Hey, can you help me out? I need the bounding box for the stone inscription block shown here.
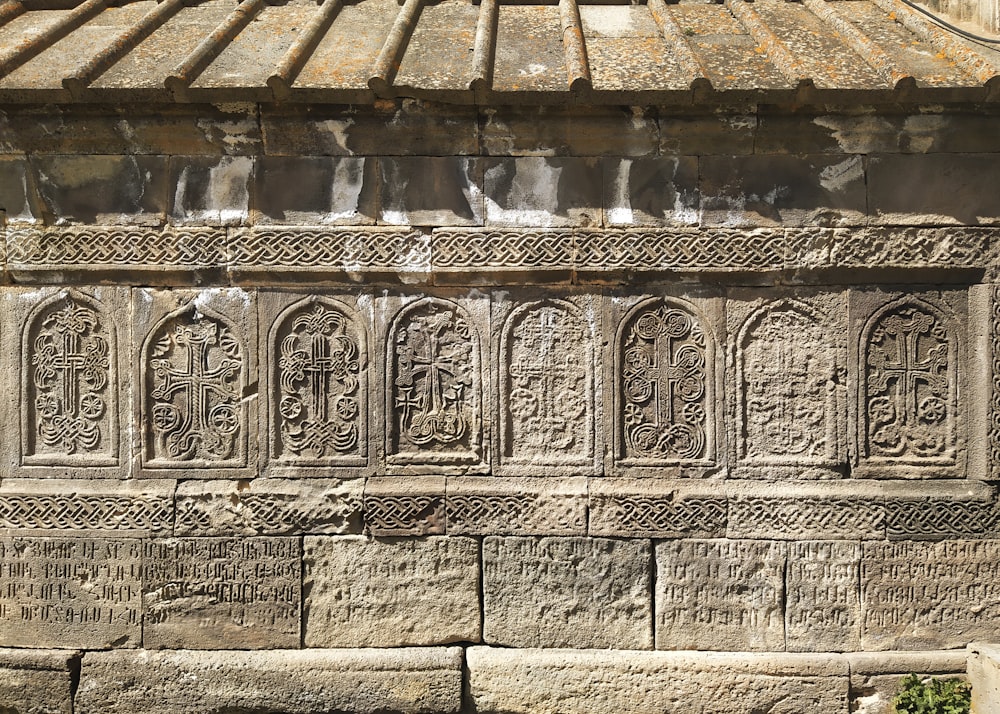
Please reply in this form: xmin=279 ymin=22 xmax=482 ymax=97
xmin=655 ymin=540 xmax=785 ymax=651
xmin=304 ymin=536 xmax=480 ymax=647
xmin=786 ymin=541 xmax=861 ymax=652
xmin=0 ymin=537 xmax=141 ymax=649
xmin=483 ymin=536 xmax=652 ymax=649
xmin=143 ymin=538 xmax=301 ymax=650
xmin=862 ymin=540 xmax=1000 ymax=650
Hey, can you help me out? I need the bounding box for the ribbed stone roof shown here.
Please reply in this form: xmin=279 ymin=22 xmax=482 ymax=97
xmin=0 ymin=0 xmax=998 ymax=104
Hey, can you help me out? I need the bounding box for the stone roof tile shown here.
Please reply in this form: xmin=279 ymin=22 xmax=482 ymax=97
xmin=0 ymin=0 xmax=997 ymax=104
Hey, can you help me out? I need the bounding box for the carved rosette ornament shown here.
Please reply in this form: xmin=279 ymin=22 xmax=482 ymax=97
xmin=391 ymin=300 xmax=478 ymax=456
xmin=146 ymin=308 xmax=244 ymax=465
xmin=621 ymin=301 xmax=708 ymax=462
xmin=864 ymin=303 xmax=953 ymax=461
xmin=504 ymin=302 xmax=591 ymax=463
xmin=26 ymin=296 xmax=113 ymax=460
xmin=276 ymin=303 xmax=361 ymax=459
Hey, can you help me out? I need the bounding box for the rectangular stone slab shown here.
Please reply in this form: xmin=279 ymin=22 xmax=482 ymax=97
xmin=0 ymin=648 xmax=75 ymax=714
xmin=785 ymin=541 xmax=861 ymax=652
xmin=861 ymin=540 xmax=1000 ymax=650
xmin=142 ymin=537 xmax=301 ymax=649
xmin=0 ymin=537 xmax=141 ymax=649
xmin=466 ymin=647 xmax=849 ymax=714
xmin=303 ymin=536 xmax=480 ymax=647
xmin=483 ymin=536 xmax=653 ymax=649
xmin=655 ymin=539 xmax=785 ymax=651
xmin=75 ymin=648 xmax=463 ymax=714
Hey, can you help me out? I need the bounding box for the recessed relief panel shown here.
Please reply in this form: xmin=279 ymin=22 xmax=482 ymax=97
xmin=22 ymin=292 xmax=118 ymax=467
xmin=616 ymin=298 xmax=715 ymax=468
xmin=386 ymin=296 xmax=486 ymax=471
xmin=500 ymin=300 xmax=595 ymax=472
xmin=270 ymin=298 xmax=367 ymax=467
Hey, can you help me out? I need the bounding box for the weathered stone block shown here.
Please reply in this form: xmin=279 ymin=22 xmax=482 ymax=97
xmin=255 ymin=156 xmax=376 ymax=225
xmin=655 ymin=539 xmax=785 ymax=651
xmin=726 ymin=289 xmax=848 ymax=479
xmin=168 ymin=156 xmax=254 ymax=226
xmin=381 ymin=292 xmax=491 ymax=475
xmin=0 ymin=155 xmax=37 ymax=224
xmin=262 ymin=101 xmax=477 ymax=156
xmin=868 ymin=154 xmax=1000 ymax=226
xmin=726 ymin=482 xmax=885 ymax=540
xmin=482 ymin=106 xmax=658 ymax=157
xmin=483 ymin=536 xmax=652 ymax=649
xmin=142 ymin=537 xmax=300 ymax=649
xmin=379 ymin=157 xmax=483 ymax=226
xmin=492 ymin=293 xmax=602 ymax=474
xmin=0 ymin=479 xmax=174 ymax=536
xmin=304 ymin=536 xmax=480 ymax=647
xmin=787 ymin=226 xmax=991 ymax=270
xmin=848 ymin=650 xmax=968 ymax=714
xmin=134 ymin=288 xmax=258 ymax=478
xmin=484 ymin=157 xmax=601 ymax=227
xmin=861 ymin=540 xmax=1000 ymax=650
xmin=467 ymin=647 xmax=850 ymax=714
xmin=258 ymin=290 xmax=374 ymax=477
xmin=700 ymin=154 xmax=867 ymax=227
xmin=588 ymin=479 xmax=727 ymax=538
xmin=848 ymin=289 xmax=968 ymax=479
xmin=0 ymin=537 xmax=142 ymax=649
xmin=175 ymin=479 xmax=362 ymax=536
xmin=660 ymin=113 xmax=756 ymax=156
xmin=76 ymin=648 xmax=464 ymax=714
xmin=602 ymin=156 xmax=699 ymax=227
xmin=447 ymin=477 xmax=587 ymax=535
xmin=29 ymin=155 xmax=167 ymax=225
xmin=365 ymin=476 xmax=446 ymax=536
xmin=0 ymin=105 xmax=263 ymax=156
xmin=969 ymin=643 xmax=1000 ymax=714
xmin=0 ymin=648 xmax=75 ymax=714
xmin=1 ymin=287 xmax=133 ymax=478
xmin=786 ymin=541 xmax=861 ymax=652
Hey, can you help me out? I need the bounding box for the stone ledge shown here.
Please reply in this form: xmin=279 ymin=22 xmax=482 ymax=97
xmin=0 ymin=648 xmax=76 ymax=714
xmin=466 ymin=647 xmax=849 ymax=713
xmin=969 ymin=643 xmax=1000 ymax=714
xmin=75 ymin=648 xmax=464 ymax=714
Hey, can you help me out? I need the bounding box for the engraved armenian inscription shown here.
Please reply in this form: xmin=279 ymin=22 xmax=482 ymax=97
xmin=620 ymin=300 xmax=708 ymax=462
xmin=274 ymin=300 xmax=364 ymax=462
xmin=863 ymin=301 xmax=954 ymax=462
xmin=143 ymin=538 xmax=301 ymax=649
xmin=144 ymin=306 xmax=244 ymax=466
xmin=0 ymin=538 xmax=141 ymax=648
xmin=738 ymin=303 xmax=838 ymax=465
xmin=24 ymin=294 xmax=115 ymax=463
xmin=390 ymin=299 xmax=479 ymax=458
xmin=502 ymin=301 xmax=592 ymax=464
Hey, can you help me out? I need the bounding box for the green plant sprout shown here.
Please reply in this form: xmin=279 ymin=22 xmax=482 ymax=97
xmin=893 ymin=673 xmax=971 ymax=714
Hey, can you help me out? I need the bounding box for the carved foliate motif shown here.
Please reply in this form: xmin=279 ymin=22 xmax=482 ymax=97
xmin=620 ymin=302 xmax=707 ymax=461
xmin=146 ymin=309 xmax=243 ymax=464
xmin=504 ymin=303 xmax=591 ymax=462
xmin=26 ymin=296 xmax=113 ymax=460
xmin=391 ymin=300 xmax=478 ymax=455
xmin=864 ymin=304 xmax=953 ymax=460
xmin=739 ymin=305 xmax=838 ymax=464
xmin=275 ymin=303 xmax=361 ymax=460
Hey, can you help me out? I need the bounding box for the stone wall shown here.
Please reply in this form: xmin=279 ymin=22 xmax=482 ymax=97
xmin=0 ymin=100 xmax=998 ymax=713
